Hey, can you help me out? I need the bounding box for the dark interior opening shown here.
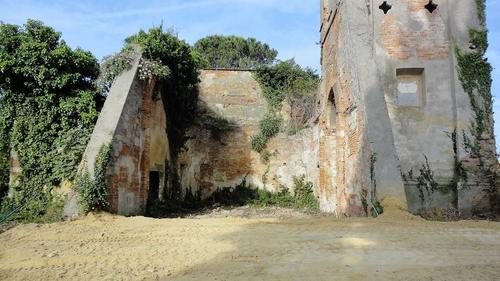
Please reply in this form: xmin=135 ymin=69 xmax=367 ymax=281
xmin=379 ymin=1 xmax=392 ymax=14
xmin=424 ymin=1 xmax=438 ymax=13
xmin=327 ymin=88 xmax=337 ymax=132
xmin=146 ymin=171 xmax=160 ymax=213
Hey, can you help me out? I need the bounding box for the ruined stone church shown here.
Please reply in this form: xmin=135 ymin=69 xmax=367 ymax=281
xmin=74 ymin=0 xmax=498 ymax=217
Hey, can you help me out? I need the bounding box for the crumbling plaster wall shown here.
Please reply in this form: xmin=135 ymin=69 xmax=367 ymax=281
xmin=320 ymin=0 xmax=394 ymax=216
xmin=177 ymin=70 xmax=320 ymax=199
xmin=76 ymin=52 xmax=170 ymax=216
xmin=320 ymin=0 xmax=497 ymax=216
xmin=374 ymin=0 xmax=496 ymax=214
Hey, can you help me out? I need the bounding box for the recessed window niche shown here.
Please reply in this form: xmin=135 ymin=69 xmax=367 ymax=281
xmin=395 ymin=68 xmax=425 ymax=107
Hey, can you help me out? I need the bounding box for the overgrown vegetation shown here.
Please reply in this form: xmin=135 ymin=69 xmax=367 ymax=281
xmin=251 ymin=59 xmax=319 ymax=152
xmin=75 ymin=144 xmax=112 ymax=213
xmin=101 ymin=26 xmax=203 ymax=203
xmin=148 ymin=176 xmax=319 ymax=217
xmin=97 ymin=46 xmax=171 ymax=93
xmin=0 ymin=20 xmax=102 ymax=222
xmin=455 ymin=0 xmax=497 ymax=215
xmin=193 ymin=35 xmax=278 ymax=69
xmin=251 ymin=114 xmax=283 ymax=152
xmin=205 ymin=176 xmax=319 ymax=210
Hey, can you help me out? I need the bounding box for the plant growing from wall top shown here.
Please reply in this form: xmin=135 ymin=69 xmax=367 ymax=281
xmin=251 ymin=59 xmax=319 ymax=153
xmin=0 ymin=20 xmax=102 ymax=222
xmin=99 ymin=25 xmax=204 ymax=202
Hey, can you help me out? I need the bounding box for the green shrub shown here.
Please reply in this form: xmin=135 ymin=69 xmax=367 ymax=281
xmin=260 ymin=114 xmax=282 ymax=139
xmin=261 ymin=150 xmax=272 ymax=162
xmin=146 ymin=178 xmax=319 ymax=218
xmin=255 ymin=59 xmax=319 ymax=111
xmin=290 ymin=176 xmax=320 ymax=210
xmin=251 ymin=59 xmax=319 ymax=153
xmin=0 ymin=190 xmax=66 ymax=224
xmin=0 ymin=20 xmax=101 ymax=222
xmin=251 ymin=134 xmax=268 ymax=153
xmin=194 ymin=35 xmax=277 ymax=69
xmin=246 ymin=176 xmax=319 ymax=211
xmin=76 ymin=144 xmax=112 ymax=213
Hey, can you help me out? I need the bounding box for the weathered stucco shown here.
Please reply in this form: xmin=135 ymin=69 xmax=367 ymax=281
xmin=67 ymin=0 xmax=497 ymax=218
xmin=71 ymin=51 xmax=170 ymax=216
xmin=177 ymin=70 xmax=319 ymax=199
xmin=319 ymin=0 xmax=497 ymax=216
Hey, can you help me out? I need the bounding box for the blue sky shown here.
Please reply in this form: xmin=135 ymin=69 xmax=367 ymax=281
xmin=0 ymin=0 xmax=499 ymax=155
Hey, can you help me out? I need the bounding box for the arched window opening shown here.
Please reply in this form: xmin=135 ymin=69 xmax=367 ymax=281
xmin=327 ymin=88 xmax=337 ymax=131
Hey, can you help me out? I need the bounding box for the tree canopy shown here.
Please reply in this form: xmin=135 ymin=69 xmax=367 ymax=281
xmin=123 ymin=26 xmax=202 ymax=156
xmin=193 ymin=35 xmax=278 ymax=69
xmin=0 ymin=20 xmax=102 ymax=221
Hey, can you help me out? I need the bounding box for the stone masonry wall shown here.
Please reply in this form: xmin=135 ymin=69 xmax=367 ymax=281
xmin=177 ymin=70 xmax=320 ymax=199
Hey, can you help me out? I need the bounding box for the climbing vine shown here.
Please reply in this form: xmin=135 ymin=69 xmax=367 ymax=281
xmin=448 ymin=130 xmax=468 ymax=193
xmin=455 ymin=0 xmax=497 ymax=215
xmin=0 ymin=20 xmax=102 ymax=221
xmin=75 ymin=144 xmax=112 ymax=213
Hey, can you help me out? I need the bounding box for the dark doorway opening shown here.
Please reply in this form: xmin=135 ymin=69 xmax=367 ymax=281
xmin=146 ymin=171 xmax=160 ymax=214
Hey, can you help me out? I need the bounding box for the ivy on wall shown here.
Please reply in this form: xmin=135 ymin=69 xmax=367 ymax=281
xmin=455 ymin=0 xmax=497 ymax=215
xmin=0 ymin=20 xmax=102 ymax=222
xmin=75 ymin=144 xmax=112 ymax=213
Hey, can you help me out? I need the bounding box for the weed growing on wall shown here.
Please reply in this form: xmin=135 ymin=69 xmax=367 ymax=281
xmin=251 ymin=59 xmax=319 ymax=152
xmin=251 ymin=114 xmax=283 ymax=152
xmin=366 ymin=152 xmax=383 ymax=217
xmin=75 ymin=144 xmax=112 ymax=213
xmin=447 ymin=130 xmax=468 ymax=192
xmin=415 ymin=157 xmax=440 ymax=205
xmin=475 ymin=0 xmax=486 ymax=26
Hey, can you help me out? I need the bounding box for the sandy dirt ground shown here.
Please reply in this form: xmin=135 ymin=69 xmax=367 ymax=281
xmin=0 ymin=207 xmax=499 ymax=281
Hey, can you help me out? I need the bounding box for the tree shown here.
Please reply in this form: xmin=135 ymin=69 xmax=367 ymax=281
xmin=194 ymin=35 xmax=278 ymax=69
xmin=0 ymin=20 xmax=102 ymax=221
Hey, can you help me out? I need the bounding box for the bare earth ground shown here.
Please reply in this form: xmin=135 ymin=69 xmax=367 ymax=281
xmin=0 ymin=206 xmax=499 ymax=281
